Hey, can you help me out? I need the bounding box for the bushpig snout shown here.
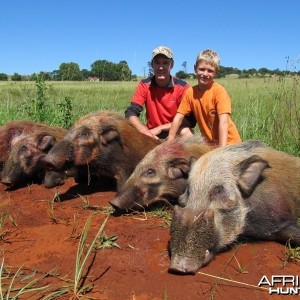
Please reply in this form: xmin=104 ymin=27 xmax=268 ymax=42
xmin=43 ymin=167 xmax=78 ymax=188
xmin=43 ymin=140 xmax=74 ymax=170
xmin=109 ymin=186 xmax=141 ymax=212
xmin=169 ymin=255 xmax=200 ymax=275
xmin=1 ymin=177 xmax=12 ymax=187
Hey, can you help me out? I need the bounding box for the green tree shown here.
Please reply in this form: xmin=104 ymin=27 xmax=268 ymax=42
xmin=0 ymin=73 xmax=8 ymax=81
xmin=258 ymin=68 xmax=268 ymax=75
xmin=39 ymin=71 xmax=51 ymax=81
xmin=182 ymin=61 xmax=187 ymax=73
xmin=91 ymin=60 xmax=113 ymax=80
xmin=81 ymin=68 xmax=91 ymax=79
xmin=58 ymin=62 xmax=84 ymax=81
xmin=147 ymin=61 xmax=153 ymax=77
xmin=51 ymin=70 xmax=60 ymax=80
xmin=11 ymin=73 xmax=22 ymax=81
xmin=175 ymin=70 xmax=188 ymax=79
xmin=91 ymin=59 xmax=131 ymax=81
xmin=117 ymin=61 xmax=131 ymax=80
xmin=247 ymin=68 xmax=258 ymax=76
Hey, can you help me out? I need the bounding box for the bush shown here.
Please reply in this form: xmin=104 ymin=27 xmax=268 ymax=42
xmin=175 ymin=70 xmax=189 ymax=79
xmin=0 ymin=73 xmax=8 ymax=81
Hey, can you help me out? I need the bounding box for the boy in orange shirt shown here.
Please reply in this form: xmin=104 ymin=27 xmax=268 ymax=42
xmin=167 ymin=49 xmax=241 ymax=146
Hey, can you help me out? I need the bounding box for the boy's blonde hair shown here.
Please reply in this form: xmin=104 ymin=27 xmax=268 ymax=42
xmin=195 ymin=49 xmax=220 ymax=71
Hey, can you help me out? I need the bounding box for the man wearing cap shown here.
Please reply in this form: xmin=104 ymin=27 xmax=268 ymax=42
xmin=125 ymin=46 xmax=195 ymax=140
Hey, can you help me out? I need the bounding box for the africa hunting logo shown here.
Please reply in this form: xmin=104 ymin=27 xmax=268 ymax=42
xmin=258 ymin=275 xmax=300 ymax=295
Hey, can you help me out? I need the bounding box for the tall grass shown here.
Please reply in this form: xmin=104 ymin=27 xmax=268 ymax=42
xmin=0 ymin=75 xmax=299 ymax=155
xmin=224 ymin=76 xmax=300 ymax=154
xmin=0 ymin=80 xmax=134 ymax=126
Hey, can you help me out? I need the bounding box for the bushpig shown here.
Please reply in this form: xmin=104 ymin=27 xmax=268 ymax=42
xmin=0 ymin=120 xmax=52 ymax=172
xmin=42 ymin=111 xmax=161 ymax=190
xmin=1 ymin=126 xmax=67 ymax=187
xmin=109 ymin=136 xmax=213 ymax=212
xmin=169 ymin=140 xmax=300 ymax=274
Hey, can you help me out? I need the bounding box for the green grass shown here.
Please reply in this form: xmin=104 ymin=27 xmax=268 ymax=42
xmin=0 ymin=75 xmax=299 ymax=155
xmin=0 ymin=259 xmax=50 ymax=299
xmin=0 ymin=80 xmax=134 ymax=126
xmin=223 ymin=76 xmax=300 ymax=155
xmin=281 ymin=238 xmax=300 ymax=268
xmin=1 ymin=215 xmax=113 ymax=299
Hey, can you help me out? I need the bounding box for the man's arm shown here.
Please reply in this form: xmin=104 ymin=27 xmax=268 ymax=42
xmin=128 ymin=115 xmax=159 ymax=140
xmin=125 ymin=103 xmax=159 ymax=140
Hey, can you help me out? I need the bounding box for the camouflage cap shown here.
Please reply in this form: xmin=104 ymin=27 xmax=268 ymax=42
xmin=152 ymin=46 xmax=173 ymax=59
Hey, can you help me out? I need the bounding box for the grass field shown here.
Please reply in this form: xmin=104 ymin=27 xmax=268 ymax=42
xmin=0 ymin=76 xmax=299 ymax=155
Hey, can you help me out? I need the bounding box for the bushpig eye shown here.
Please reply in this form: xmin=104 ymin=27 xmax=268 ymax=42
xmin=45 ymin=164 xmax=55 ymax=172
xmin=209 ymin=185 xmax=225 ymax=199
xmin=144 ymin=168 xmax=156 ymax=177
xmin=186 ymin=187 xmax=190 ymax=197
xmin=82 ymin=131 xmax=90 ymax=138
xmin=20 ymin=145 xmax=28 ymax=153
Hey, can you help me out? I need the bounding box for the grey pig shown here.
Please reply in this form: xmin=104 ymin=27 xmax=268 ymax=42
xmin=169 ymin=140 xmax=300 ymax=274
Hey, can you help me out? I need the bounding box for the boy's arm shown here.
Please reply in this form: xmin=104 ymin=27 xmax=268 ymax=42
xmin=218 ymin=113 xmax=229 ymax=147
xmin=167 ymin=113 xmax=185 ymax=142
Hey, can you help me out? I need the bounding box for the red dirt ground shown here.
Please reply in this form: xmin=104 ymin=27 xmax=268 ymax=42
xmin=0 ymin=178 xmax=299 ymax=300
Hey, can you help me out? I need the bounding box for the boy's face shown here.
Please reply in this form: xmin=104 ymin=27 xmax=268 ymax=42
xmin=194 ymin=61 xmax=217 ymax=88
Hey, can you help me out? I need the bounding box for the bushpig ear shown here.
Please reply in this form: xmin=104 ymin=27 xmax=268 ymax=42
xmin=204 ymin=209 xmax=215 ymax=225
xmin=37 ymin=135 xmax=57 ymax=152
xmin=172 ymin=205 xmax=187 ymax=223
xmin=236 ymin=155 xmax=269 ymax=196
xmin=205 ymin=209 xmax=214 ymax=219
xmin=167 ymin=158 xmax=190 ymax=179
xmin=100 ymin=125 xmax=120 ymax=144
xmin=189 ymin=156 xmax=198 ymax=168
xmin=10 ymin=129 xmax=23 ymax=146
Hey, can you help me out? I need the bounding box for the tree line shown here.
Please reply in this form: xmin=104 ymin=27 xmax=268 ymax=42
xmin=0 ymin=59 xmax=299 ymax=82
xmin=0 ymin=60 xmax=133 ymax=82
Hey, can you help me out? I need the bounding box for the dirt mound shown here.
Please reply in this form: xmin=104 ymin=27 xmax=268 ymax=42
xmin=0 ymin=178 xmax=298 ymax=299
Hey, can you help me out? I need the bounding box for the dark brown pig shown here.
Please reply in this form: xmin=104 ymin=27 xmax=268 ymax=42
xmin=42 ymin=111 xmax=161 ymax=190
xmin=109 ymin=136 xmax=213 ymax=212
xmin=169 ymin=140 xmax=300 ymax=274
xmin=1 ymin=126 xmax=67 ymax=187
xmin=0 ymin=120 xmax=52 ymax=172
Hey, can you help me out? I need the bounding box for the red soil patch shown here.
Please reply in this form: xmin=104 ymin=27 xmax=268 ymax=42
xmin=0 ymin=178 xmax=299 ymax=300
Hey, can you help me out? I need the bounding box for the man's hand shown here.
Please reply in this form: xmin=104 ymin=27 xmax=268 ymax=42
xmin=140 ymin=127 xmax=159 ymax=140
xmin=149 ymin=126 xmax=163 ymax=138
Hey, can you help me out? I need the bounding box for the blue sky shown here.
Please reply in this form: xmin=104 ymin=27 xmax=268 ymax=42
xmin=1 ymin=0 xmax=299 ymax=76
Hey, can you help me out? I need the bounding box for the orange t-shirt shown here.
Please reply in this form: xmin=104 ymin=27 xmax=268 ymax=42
xmin=177 ymin=82 xmax=241 ymax=145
